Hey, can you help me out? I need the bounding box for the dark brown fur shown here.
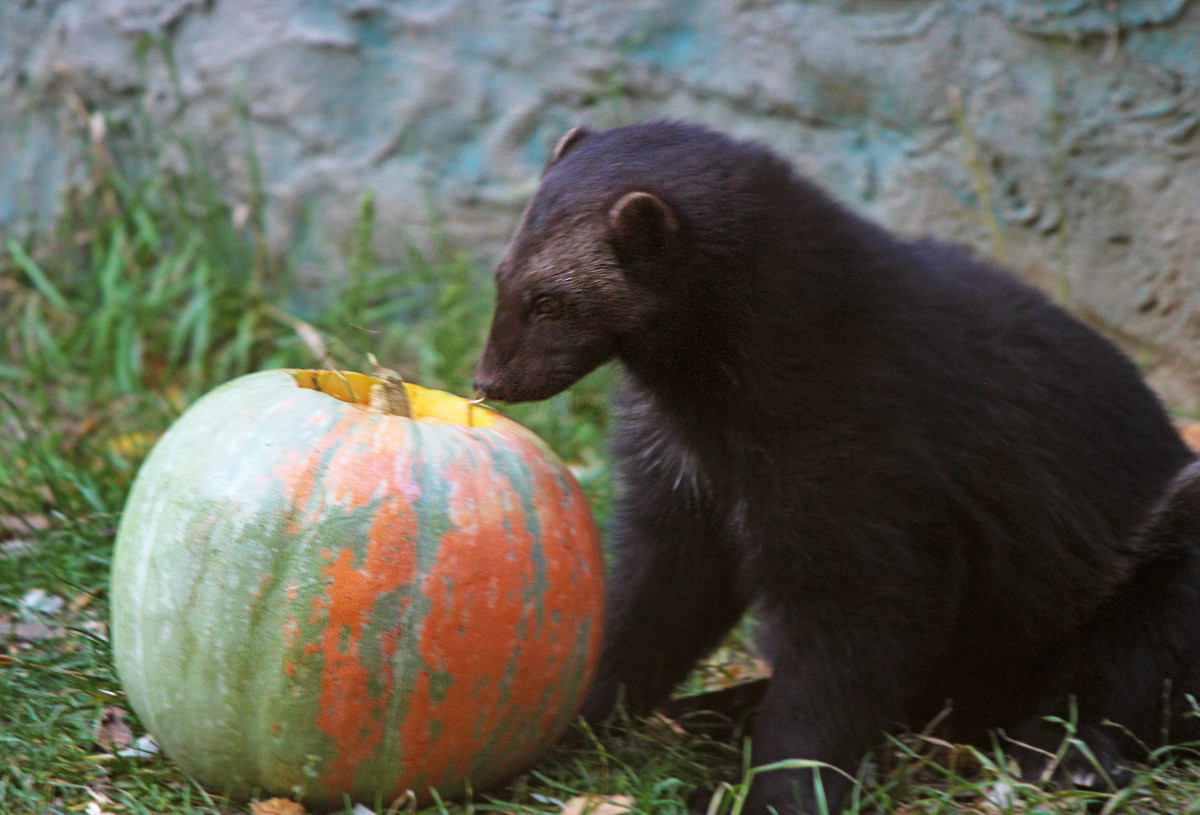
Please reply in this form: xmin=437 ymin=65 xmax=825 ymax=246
xmin=475 ymin=122 xmax=1200 ymax=814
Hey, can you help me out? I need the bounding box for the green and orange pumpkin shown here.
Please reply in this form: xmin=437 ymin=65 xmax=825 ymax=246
xmin=110 ymin=369 xmax=604 ymax=809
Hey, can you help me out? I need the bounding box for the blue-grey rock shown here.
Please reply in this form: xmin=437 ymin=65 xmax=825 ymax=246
xmin=2 ymin=0 xmax=1198 ymax=405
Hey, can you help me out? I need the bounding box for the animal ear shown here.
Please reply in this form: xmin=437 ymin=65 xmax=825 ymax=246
xmin=609 ymin=191 xmax=678 ymax=260
xmin=545 ymin=125 xmax=591 ymax=169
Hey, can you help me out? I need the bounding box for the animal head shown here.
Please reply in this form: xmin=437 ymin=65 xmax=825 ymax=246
xmin=474 ymin=125 xmax=687 ymax=403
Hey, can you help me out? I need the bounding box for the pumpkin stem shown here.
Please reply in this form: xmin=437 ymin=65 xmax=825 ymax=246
xmin=367 ymin=354 xmax=412 ymax=419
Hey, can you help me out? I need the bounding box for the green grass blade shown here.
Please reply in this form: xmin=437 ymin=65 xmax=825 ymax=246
xmin=5 ymin=239 xmax=74 ymax=316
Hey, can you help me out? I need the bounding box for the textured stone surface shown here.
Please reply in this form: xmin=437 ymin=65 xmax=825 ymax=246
xmin=2 ymin=0 xmax=1198 ymax=405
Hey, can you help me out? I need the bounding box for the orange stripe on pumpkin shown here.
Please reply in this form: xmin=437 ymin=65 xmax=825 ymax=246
xmin=272 ymin=415 xmax=423 ymax=793
xmin=477 ymin=433 xmax=604 ymax=776
xmin=309 ymin=421 xmax=423 ymax=792
xmin=388 ymin=433 xmax=526 ymax=794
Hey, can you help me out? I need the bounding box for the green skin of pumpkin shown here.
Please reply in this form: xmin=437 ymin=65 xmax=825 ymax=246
xmin=111 ymin=369 xmax=604 ymax=809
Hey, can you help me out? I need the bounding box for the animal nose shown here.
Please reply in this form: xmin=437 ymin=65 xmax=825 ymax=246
xmin=473 ymin=372 xmax=495 ymax=399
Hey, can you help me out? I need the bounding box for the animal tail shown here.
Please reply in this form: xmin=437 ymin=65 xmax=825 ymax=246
xmin=1008 ymin=458 xmax=1200 ymax=784
xmin=1137 ymin=459 xmax=1200 ymax=556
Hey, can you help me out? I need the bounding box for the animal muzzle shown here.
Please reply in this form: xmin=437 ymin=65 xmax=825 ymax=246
xmin=474 ymin=341 xmax=526 ymax=402
xmin=474 ymin=352 xmax=568 ymax=404
xmin=473 ymin=354 xmax=504 ymax=401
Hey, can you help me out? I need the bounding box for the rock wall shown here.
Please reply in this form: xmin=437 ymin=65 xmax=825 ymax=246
xmin=2 ymin=0 xmax=1198 ymax=406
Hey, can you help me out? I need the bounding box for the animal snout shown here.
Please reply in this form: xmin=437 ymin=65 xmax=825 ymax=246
xmin=473 ymin=358 xmax=506 ymax=401
xmin=474 ymin=361 xmax=529 ymax=403
xmin=472 ymin=372 xmax=496 ymax=399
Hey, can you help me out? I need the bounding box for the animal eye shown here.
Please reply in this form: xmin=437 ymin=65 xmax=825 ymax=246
xmin=528 ymin=293 xmax=562 ymax=321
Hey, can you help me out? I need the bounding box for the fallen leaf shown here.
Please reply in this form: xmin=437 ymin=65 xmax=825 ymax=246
xmin=69 ymin=593 xmax=95 ymax=612
xmin=1182 ymin=423 xmax=1200 ymax=455
xmin=0 ymin=538 xmax=37 ymax=559
xmin=116 ymin=735 xmax=159 ymax=759
xmin=62 ymin=415 xmax=101 ymax=451
xmin=250 ymin=798 xmax=307 ymax=815
xmin=19 ymin=588 xmax=64 ymax=618
xmin=96 ymin=706 xmax=133 ymax=751
xmin=85 ymin=786 xmax=116 ymax=806
xmin=82 ymin=619 xmax=109 ymax=641
xmin=648 ymin=712 xmax=688 ymax=738
xmin=106 ymin=431 xmax=158 ymax=459
xmin=692 ymin=645 xmax=771 ymax=692
xmin=560 ymin=794 xmax=636 ymax=815
xmin=11 ymin=620 xmax=67 ymax=641
xmin=0 ymin=514 xmax=49 ymax=533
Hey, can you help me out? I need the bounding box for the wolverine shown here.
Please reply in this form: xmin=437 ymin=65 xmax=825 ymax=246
xmin=474 ymin=121 xmax=1200 ymax=814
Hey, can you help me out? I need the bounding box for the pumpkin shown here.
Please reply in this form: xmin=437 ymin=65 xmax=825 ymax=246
xmin=110 ymin=368 xmax=605 ymax=809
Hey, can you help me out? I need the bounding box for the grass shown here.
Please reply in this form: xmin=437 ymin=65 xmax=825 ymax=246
xmin=3 ymin=126 xmax=1200 ymax=815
